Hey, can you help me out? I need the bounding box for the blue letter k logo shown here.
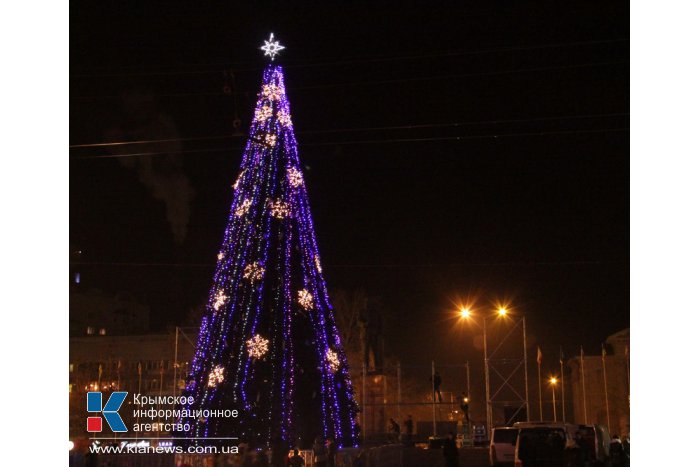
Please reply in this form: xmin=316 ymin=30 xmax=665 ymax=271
xmin=87 ymin=391 xmax=128 ymax=432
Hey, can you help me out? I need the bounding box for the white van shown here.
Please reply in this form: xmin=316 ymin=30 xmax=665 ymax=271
xmin=513 ymin=422 xmax=578 ymax=467
xmin=489 ymin=426 xmax=518 ymax=466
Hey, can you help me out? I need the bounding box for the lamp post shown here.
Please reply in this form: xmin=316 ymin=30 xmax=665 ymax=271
xmin=483 ymin=315 xmax=491 ymax=434
xmin=459 ymin=308 xmax=480 ymax=435
xmin=549 ymin=377 xmax=558 ymax=422
xmin=458 ymin=304 xmax=527 ymax=434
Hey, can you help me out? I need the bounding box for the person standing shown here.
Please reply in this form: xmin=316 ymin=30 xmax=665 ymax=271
xmin=609 ymin=435 xmax=629 ymax=467
xmin=312 ymin=436 xmax=328 ymax=467
xmin=564 ymin=432 xmax=589 ymax=467
xmin=432 ymin=371 xmax=443 ymax=402
xmin=287 ymin=449 xmax=305 ymax=467
xmin=459 ymin=392 xmax=470 ymax=424
xmin=270 ymin=432 xmax=287 ymax=467
xmin=252 ymin=451 xmax=270 ymax=467
xmin=403 ymin=415 xmax=414 ymax=443
xmin=442 ymin=432 xmax=459 ymax=467
xmin=388 ymin=418 xmax=400 ymax=442
xmin=325 ymin=438 xmax=337 ymax=467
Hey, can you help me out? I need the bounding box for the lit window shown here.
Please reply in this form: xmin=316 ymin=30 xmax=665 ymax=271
xmin=99 ymin=328 xmax=106 ymax=336
xmin=86 ymin=327 xmax=94 ymax=335
xmin=69 ymin=363 xmax=74 ymax=372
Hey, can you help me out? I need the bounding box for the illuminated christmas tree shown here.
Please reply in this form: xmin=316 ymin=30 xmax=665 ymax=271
xmin=182 ymin=35 xmax=359 ymax=448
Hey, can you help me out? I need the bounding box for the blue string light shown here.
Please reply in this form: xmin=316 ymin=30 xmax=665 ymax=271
xmin=181 ymin=63 xmax=359 ymax=448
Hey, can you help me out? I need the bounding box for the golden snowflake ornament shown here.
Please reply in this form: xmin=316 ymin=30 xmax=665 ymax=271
xmin=247 ymin=334 xmax=270 ymax=359
xmin=212 ymin=290 xmax=228 ymax=312
xmin=232 ymin=169 xmax=246 ymax=190
xmin=264 ymin=134 xmax=277 ymax=147
xmin=269 ymin=199 xmax=290 ymax=219
xmin=261 ymin=84 xmax=283 ymax=101
xmin=235 ymin=198 xmax=252 ymax=217
xmin=243 ymin=262 xmax=265 ymax=282
xmin=277 ymin=109 xmax=292 ymax=128
xmin=326 ymin=349 xmax=340 ymax=373
xmin=255 ymin=105 xmax=273 ymax=123
xmin=287 ymin=167 xmax=303 ymax=188
xmin=298 ymin=289 xmax=314 ymax=310
xmin=208 ymin=365 xmax=225 ymax=387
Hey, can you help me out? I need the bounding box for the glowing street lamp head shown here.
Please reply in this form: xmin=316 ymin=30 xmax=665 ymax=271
xmin=459 ymin=308 xmax=471 ymax=319
xmin=497 ymin=307 xmax=508 ymax=317
xmin=549 ymin=377 xmax=558 ymax=385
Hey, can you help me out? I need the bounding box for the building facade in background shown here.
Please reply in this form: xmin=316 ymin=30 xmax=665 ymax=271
xmin=568 ymin=328 xmax=630 ymax=437
xmin=69 ymin=289 xmax=150 ymax=337
xmin=69 ymin=329 xmax=197 ymax=441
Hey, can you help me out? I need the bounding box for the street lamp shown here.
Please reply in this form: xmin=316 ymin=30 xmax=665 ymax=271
xmin=456 ymin=303 xmax=529 ymax=434
xmin=549 ymin=377 xmax=558 ymax=422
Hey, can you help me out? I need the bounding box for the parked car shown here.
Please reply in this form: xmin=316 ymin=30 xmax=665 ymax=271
xmin=513 ymin=422 xmax=578 ymax=467
xmin=489 ymin=426 xmax=518 ymax=466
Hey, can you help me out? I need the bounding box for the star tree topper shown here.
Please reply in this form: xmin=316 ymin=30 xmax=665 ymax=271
xmin=260 ymin=33 xmax=285 ymax=61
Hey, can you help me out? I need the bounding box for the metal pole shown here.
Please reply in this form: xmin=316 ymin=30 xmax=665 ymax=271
xmin=559 ymin=347 xmax=566 ymax=423
xmin=97 ymin=363 xmax=102 ymax=391
xmin=362 ymin=363 xmax=367 ymax=443
xmin=466 ymin=362 xmax=471 ymax=401
xmin=383 ymin=371 xmax=388 ymax=439
xmin=602 ymin=346 xmax=611 ymax=430
xmin=157 ymin=361 xmax=164 ymax=440
xmin=137 ymin=362 xmax=142 ymax=426
xmin=397 ymin=363 xmax=402 ymax=427
xmin=538 ymin=359 xmax=543 ymax=421
xmin=431 ymin=360 xmax=437 ymax=437
xmin=383 ymin=371 xmax=388 ymax=405
xmin=173 ymin=327 xmax=179 ymax=398
xmin=483 ymin=317 xmax=491 ymax=434
xmin=552 ymin=384 xmax=557 ymax=422
xmin=465 ymin=362 xmax=471 ymax=438
xmin=580 ymin=347 xmax=588 ymax=424
xmin=523 ymin=317 xmax=530 ymax=421
xmin=625 ymin=345 xmax=630 ymax=408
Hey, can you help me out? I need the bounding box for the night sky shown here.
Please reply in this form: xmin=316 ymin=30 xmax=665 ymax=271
xmin=70 ymin=1 xmax=629 ymax=381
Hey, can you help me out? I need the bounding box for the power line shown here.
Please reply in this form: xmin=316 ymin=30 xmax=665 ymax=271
xmin=71 ymin=259 xmax=627 ymax=269
xmin=70 ymin=38 xmax=629 ymax=79
xmin=71 ymin=127 xmax=629 ymax=160
xmin=292 ymin=61 xmax=629 ymax=91
xmin=70 ymin=113 xmax=629 ymax=149
xmin=70 ymin=60 xmax=629 ymax=100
